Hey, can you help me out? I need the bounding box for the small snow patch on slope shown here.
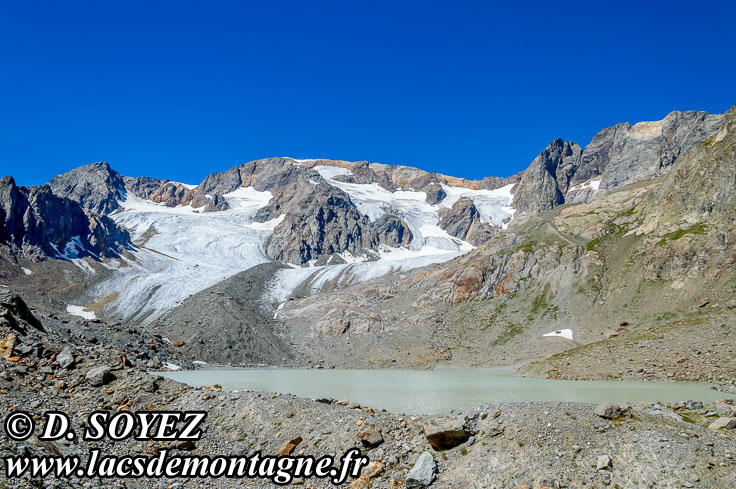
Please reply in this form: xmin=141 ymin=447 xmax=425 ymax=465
xmin=67 ymin=305 xmax=97 ymax=320
xmin=543 ymin=329 xmax=574 ymax=340
xmin=173 ymin=182 xmax=198 ymax=189
xmin=569 ymin=178 xmax=601 ymax=192
xmin=22 ymin=267 xmax=32 ymax=275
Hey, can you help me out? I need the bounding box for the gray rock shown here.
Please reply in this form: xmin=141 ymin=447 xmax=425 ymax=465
xmin=597 ymin=455 xmax=613 ymax=470
xmin=357 ymin=424 xmax=384 ymax=448
xmin=708 ymin=417 xmax=736 ymax=430
xmin=0 ymin=176 xmax=130 ymax=259
xmin=374 ymin=215 xmax=412 ymax=248
xmin=513 ymin=139 xmax=581 ymax=214
xmin=55 ymin=346 xmax=75 ymax=370
xmin=405 ymin=451 xmax=437 ymax=488
xmin=262 ymin=177 xmax=380 ymax=265
xmin=47 ymin=161 xmax=125 ymax=215
xmin=85 ymin=366 xmax=113 ymax=387
xmin=438 ymin=197 xmax=495 ymax=245
xmin=423 ymin=415 xmax=472 ymax=450
xmin=594 ymin=403 xmax=621 ymax=419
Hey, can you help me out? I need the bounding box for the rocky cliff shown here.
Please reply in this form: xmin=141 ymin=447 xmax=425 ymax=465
xmin=0 ymin=176 xmax=130 ymax=260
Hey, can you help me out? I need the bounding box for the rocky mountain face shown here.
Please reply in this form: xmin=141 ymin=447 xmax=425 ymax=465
xmin=0 ymin=176 xmax=130 ymax=260
xmin=438 ymin=198 xmax=495 ymax=245
xmin=513 ymin=139 xmax=582 ymax=214
xmin=48 ymin=161 xmax=126 ymax=214
xmin=271 ymin=107 xmax=736 ymax=388
xmin=259 ymin=173 xmax=381 ymax=264
xmin=1 ymin=105 xmax=733 ymax=380
xmin=513 ymin=110 xmax=723 ymax=213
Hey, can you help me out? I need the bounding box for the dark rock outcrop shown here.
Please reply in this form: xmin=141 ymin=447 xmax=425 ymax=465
xmin=0 ymin=177 xmax=130 ymax=259
xmin=374 ymin=215 xmax=412 ymax=248
xmin=439 ymin=197 xmax=495 ymax=245
xmin=262 ymin=175 xmax=379 ymax=265
xmin=513 ymin=139 xmax=582 ymax=214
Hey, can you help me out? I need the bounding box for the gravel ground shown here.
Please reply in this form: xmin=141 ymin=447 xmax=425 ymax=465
xmin=2 ymin=288 xmax=736 ymax=489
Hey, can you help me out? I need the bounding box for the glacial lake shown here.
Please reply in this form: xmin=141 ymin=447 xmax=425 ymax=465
xmin=158 ymin=368 xmax=734 ymax=415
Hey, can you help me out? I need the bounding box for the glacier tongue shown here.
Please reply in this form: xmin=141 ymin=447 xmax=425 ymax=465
xmin=92 ymin=188 xmax=282 ymax=324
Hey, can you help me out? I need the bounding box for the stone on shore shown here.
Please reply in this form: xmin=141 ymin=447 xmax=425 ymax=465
xmin=594 ymin=403 xmax=621 ymax=419
xmin=423 ymin=415 xmax=472 ymax=449
xmin=405 ymin=451 xmax=437 ymax=488
xmin=708 ymin=417 xmax=736 ymax=430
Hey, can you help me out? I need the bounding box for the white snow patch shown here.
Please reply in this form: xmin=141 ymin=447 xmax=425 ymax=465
xmin=22 ymin=267 xmax=32 ymax=275
xmin=265 ymin=246 xmax=464 ymax=307
xmin=315 ymin=165 xmax=515 ymax=247
xmin=569 ymin=178 xmax=601 ymax=192
xmin=163 ymin=362 xmax=182 ymax=371
xmin=543 ymin=329 xmax=574 ymax=340
xmin=439 ymin=183 xmax=516 ymax=229
xmin=49 ymin=237 xmax=96 ymax=274
xmin=66 ymin=305 xmax=98 ymax=320
xmin=174 ymin=182 xmax=198 ymax=190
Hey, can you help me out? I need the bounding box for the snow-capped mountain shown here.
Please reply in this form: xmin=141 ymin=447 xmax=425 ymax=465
xmin=0 ymin=108 xmax=724 ymax=330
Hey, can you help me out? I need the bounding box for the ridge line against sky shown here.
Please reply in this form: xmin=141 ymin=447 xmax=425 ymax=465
xmin=1 ymin=1 xmax=735 ymax=186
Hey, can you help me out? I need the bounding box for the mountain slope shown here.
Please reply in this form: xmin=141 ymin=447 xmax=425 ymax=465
xmin=0 ymin=106 xmax=730 ymax=374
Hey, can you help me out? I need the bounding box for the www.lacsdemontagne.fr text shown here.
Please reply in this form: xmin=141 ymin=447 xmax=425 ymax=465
xmin=2 ymin=410 xmax=369 ymax=485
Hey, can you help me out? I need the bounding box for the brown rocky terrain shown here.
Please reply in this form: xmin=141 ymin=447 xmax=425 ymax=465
xmin=1 ymin=289 xmax=735 ymax=488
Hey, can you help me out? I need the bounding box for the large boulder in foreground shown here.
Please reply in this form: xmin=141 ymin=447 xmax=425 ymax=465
xmin=423 ymin=415 xmax=474 ymax=450
xmin=405 ymin=451 xmax=437 ymax=488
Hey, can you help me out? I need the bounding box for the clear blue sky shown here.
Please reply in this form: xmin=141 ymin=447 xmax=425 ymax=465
xmin=2 ymin=1 xmax=734 ymax=186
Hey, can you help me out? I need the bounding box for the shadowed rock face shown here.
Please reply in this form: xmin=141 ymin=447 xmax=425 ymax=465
xmin=439 ymin=197 xmax=494 ymax=245
xmin=0 ymin=177 xmax=130 ymax=259
xmin=513 ymin=139 xmax=582 ymax=214
xmin=374 ymin=214 xmax=413 ymax=248
xmin=513 ymin=111 xmax=723 ymax=213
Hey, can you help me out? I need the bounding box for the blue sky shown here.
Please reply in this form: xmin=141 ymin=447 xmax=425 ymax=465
xmin=1 ymin=1 xmax=734 ymax=186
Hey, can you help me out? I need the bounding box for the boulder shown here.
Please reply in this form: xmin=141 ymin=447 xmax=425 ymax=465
xmin=708 ymin=417 xmax=736 ymax=430
xmin=278 ymin=436 xmax=302 ymax=456
xmin=85 ymin=366 xmax=114 ymax=386
xmin=597 ymin=455 xmax=613 ymax=470
xmin=405 ymin=451 xmax=437 ymax=488
xmin=423 ymin=416 xmax=472 ymax=449
xmin=0 ymin=334 xmax=16 ymax=359
xmin=357 ymin=424 xmax=383 ymax=448
xmin=55 ymin=346 xmax=75 ymax=369
xmin=594 ymin=403 xmax=621 ymax=419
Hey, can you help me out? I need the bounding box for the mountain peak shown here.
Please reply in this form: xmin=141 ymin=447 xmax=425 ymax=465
xmin=47 ymin=161 xmax=125 ymax=214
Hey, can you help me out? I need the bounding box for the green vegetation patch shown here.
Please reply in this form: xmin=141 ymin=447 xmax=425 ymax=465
xmin=491 ymin=321 xmax=523 ymax=346
xmin=656 ymin=223 xmax=706 ymax=245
